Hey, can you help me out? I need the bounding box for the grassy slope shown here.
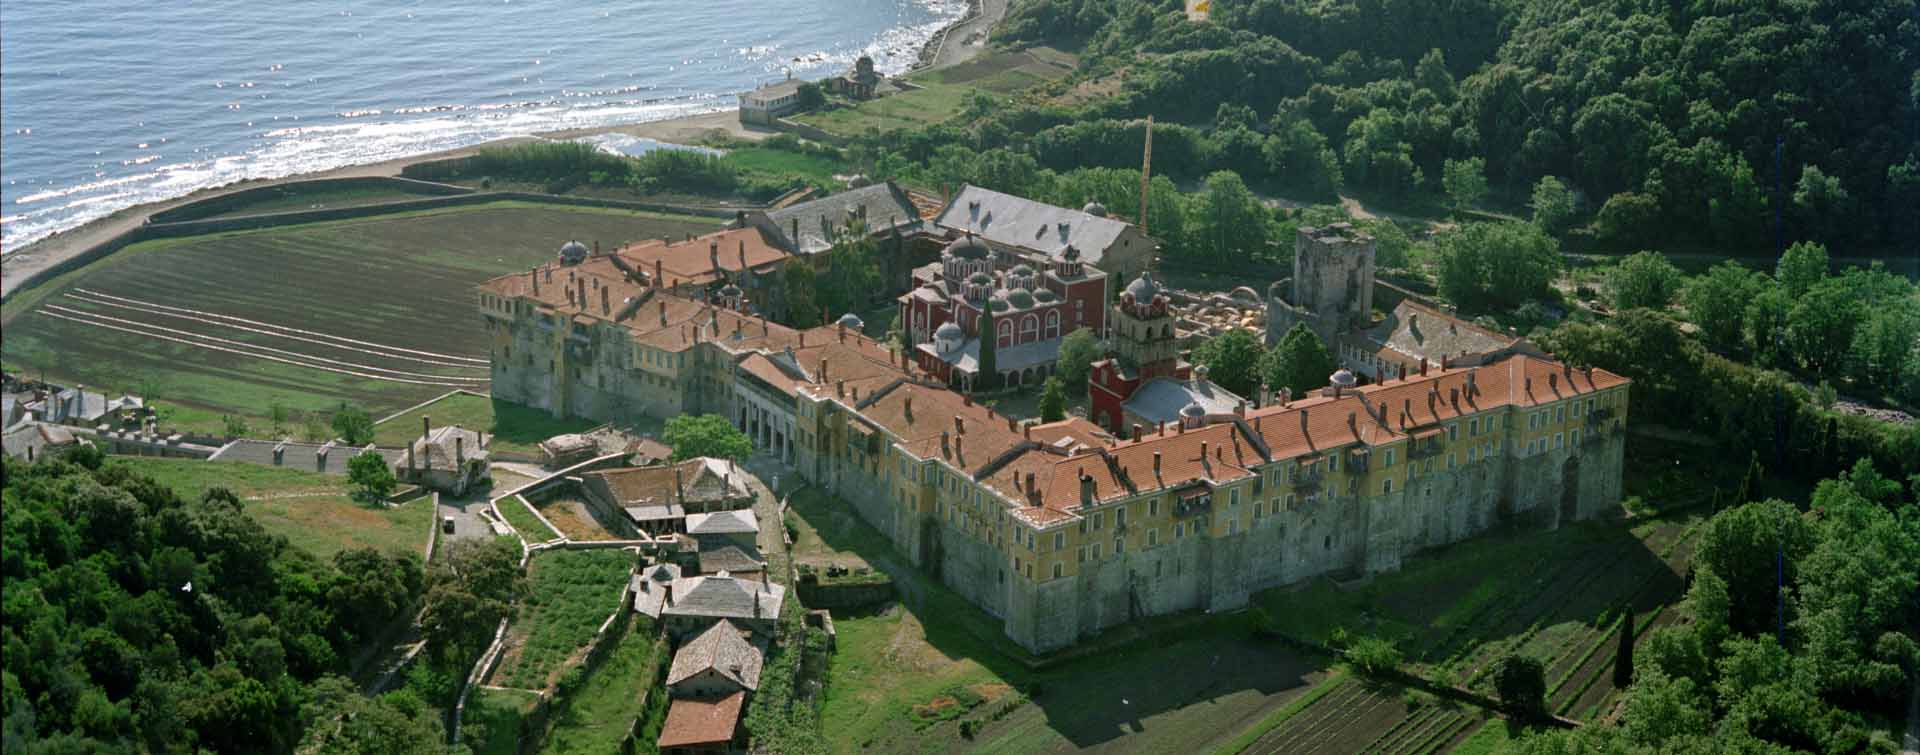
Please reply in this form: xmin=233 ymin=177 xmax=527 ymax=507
xmin=373 ymin=391 xmax=597 ymax=457
xmin=109 ymin=456 xmax=431 ymax=558
xmin=791 ymin=50 xmax=1074 ymax=138
xmin=541 ymin=617 xmax=666 ymax=755
xmin=1 ymin=201 xmax=716 ymax=430
xmin=464 ymin=686 xmax=543 ymax=755
xmin=497 ymin=495 xmax=562 ymax=542
xmin=493 ymin=548 xmax=633 ymax=690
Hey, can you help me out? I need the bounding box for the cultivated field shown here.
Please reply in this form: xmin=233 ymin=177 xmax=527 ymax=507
xmin=110 ymin=456 xmax=432 ymax=558
xmin=1 ymin=201 xmax=717 ymax=432
xmin=498 ymin=495 xmax=563 ymax=542
xmin=489 ymin=548 xmax=633 ymax=690
xmin=540 ymin=616 xmax=668 ymax=755
xmin=533 ymin=495 xmax=622 ymax=541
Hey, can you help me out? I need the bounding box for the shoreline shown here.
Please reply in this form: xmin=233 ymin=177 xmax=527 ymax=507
xmin=0 ymin=2 xmax=1004 ymax=302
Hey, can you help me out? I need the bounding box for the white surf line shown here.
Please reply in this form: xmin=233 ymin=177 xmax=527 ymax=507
xmin=36 ymin=310 xmax=485 ymax=388
xmin=43 ymin=304 xmax=490 ymax=384
xmin=64 ymin=291 xmax=487 ymax=370
xmin=70 ymin=287 xmax=490 ymax=364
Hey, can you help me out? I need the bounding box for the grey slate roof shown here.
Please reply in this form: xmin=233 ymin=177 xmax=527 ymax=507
xmin=633 ymin=563 xmax=683 ymax=618
xmin=1358 ymin=300 xmax=1518 ymax=369
xmin=695 ymin=541 xmax=765 ymax=575
xmin=3 ymin=422 xmax=80 ymax=460
xmin=767 ymin=182 xmax=924 ymax=254
xmin=666 ymin=620 xmax=766 ymax=692
xmin=917 ymin=336 xmax=1062 ymax=376
xmin=1124 ymin=378 xmax=1246 ymax=425
xmin=410 ymin=425 xmax=488 ymax=472
xmin=662 ymin=572 xmax=785 ymax=622
xmin=686 ymin=509 xmax=759 ymax=536
xmin=935 ymin=184 xmax=1134 ymax=266
xmin=46 ymin=389 xmax=109 ymax=424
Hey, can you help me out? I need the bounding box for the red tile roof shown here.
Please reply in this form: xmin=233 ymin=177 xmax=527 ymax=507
xmin=618 ymin=226 xmax=792 ymax=288
xmin=657 ymin=691 xmax=745 ymax=749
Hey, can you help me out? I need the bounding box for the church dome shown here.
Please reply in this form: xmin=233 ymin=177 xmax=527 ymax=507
xmin=935 ymin=321 xmax=963 ymax=340
xmin=945 ymin=234 xmax=991 ymax=261
xmin=1123 ymin=273 xmax=1159 ymax=302
xmin=1082 ymin=202 xmax=1108 ymax=217
xmin=1032 ymin=289 xmax=1059 ymax=304
xmin=1006 ymin=290 xmax=1036 ymax=309
xmin=835 ymin=312 xmax=865 ymax=329
xmin=558 ymin=239 xmax=590 ymax=265
xmin=1330 ymin=368 xmax=1357 ymax=388
xmin=847 ymin=174 xmax=873 ymax=188
xmin=719 ymin=283 xmax=743 ymax=299
xmin=1180 ymin=402 xmax=1206 ymax=419
xmin=967 ymin=271 xmax=993 ymax=286
xmin=1009 ymin=263 xmax=1035 ymax=278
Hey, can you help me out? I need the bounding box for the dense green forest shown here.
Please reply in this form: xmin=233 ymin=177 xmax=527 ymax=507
xmin=0 ymin=450 xmax=444 ymax=753
xmin=984 ymin=0 xmax=1917 ymax=250
xmin=1504 ymin=460 xmax=1920 ymax=753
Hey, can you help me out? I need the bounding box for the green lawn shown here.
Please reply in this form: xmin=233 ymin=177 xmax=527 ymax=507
xmin=464 ymin=686 xmax=543 ymax=755
xmin=542 ymin=616 xmax=666 ymax=755
xmin=109 ymin=456 xmax=432 ymax=558
xmin=2 ymin=201 xmax=717 ymax=431
xmin=492 ymin=548 xmax=634 ymax=690
xmin=191 ymin=185 xmax=433 ymax=221
xmin=791 ymin=50 xmax=1074 ymax=138
xmin=496 ymin=495 xmax=562 ymax=542
xmin=727 ymin=146 xmax=845 ymax=185
xmin=374 ymin=390 xmax=597 ymax=457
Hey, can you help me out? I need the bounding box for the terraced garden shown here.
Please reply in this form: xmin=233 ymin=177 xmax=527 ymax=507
xmin=1229 ymin=677 xmax=1489 ymax=755
xmin=1 ymin=201 xmax=716 ymax=431
xmin=488 ymin=548 xmax=634 ymax=690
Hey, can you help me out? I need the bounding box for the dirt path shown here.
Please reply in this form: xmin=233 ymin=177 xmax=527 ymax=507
xmin=925 ymin=0 xmax=1009 ymax=71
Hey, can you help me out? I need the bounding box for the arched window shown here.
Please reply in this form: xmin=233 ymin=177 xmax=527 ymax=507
xmin=998 ymin=320 xmax=1013 ymax=347
xmin=1046 ymin=310 xmax=1060 ymax=338
xmin=1020 ymin=314 xmax=1039 ymax=342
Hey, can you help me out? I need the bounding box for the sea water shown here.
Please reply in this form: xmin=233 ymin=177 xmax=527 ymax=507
xmin=0 ymin=0 xmax=965 ymax=251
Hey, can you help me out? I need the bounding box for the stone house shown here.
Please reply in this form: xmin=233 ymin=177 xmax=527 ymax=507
xmin=398 ymin=420 xmax=489 ymax=496
xmin=665 ymin=620 xmax=765 ymax=698
xmin=739 ymin=78 xmax=805 ymax=126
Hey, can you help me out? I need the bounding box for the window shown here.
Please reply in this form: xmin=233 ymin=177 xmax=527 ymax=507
xmin=1093 ymin=512 xmax=1104 ymax=531
xmin=1175 ymin=523 xmax=1185 ymax=539
xmin=1254 ymin=501 xmax=1264 ymax=519
xmin=1384 ymin=449 xmax=1395 ymax=467
xmin=1227 ymin=518 xmax=1238 ymax=535
xmin=1469 ymin=447 xmax=1477 ymax=463
xmin=1469 ymin=418 xmax=1478 ymax=436
xmin=1149 ymin=498 xmax=1159 ymax=517
xmin=1116 ymin=507 xmax=1128 ymax=528
xmin=1114 ymin=538 xmax=1124 ymax=556
xmin=1447 ymin=454 xmax=1456 ymax=470
xmin=1555 ymin=432 xmax=1564 ymax=449
xmin=1284 ymin=494 xmax=1295 ymax=509
xmin=1556 ymin=406 xmax=1565 ymax=422
xmin=1230 ymin=489 xmax=1240 ymax=506
xmin=1384 ymin=478 xmax=1394 ymax=494
xmin=1091 ymin=543 xmax=1102 ymax=560
xmin=1052 ymin=563 xmax=1063 ymax=579
xmin=1052 ymin=533 xmax=1064 ymax=551
xmin=1448 ymin=424 xmax=1458 ymax=441
xmin=1147 ymin=529 xmax=1159 ymax=547
xmin=1077 ymin=547 xmax=1086 ymax=563
xmin=1329 ymin=453 xmax=1339 ymax=473
xmin=1572 ymin=428 xmax=1582 ymax=446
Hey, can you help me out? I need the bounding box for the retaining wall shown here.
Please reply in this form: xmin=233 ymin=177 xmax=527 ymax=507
xmin=147 ymin=176 xmax=473 ymax=224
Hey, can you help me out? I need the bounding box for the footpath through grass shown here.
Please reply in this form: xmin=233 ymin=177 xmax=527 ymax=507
xmin=110 ymin=457 xmax=431 ymax=558
xmin=374 ymin=391 xmax=596 ymax=457
xmin=491 ymin=548 xmax=633 ymax=690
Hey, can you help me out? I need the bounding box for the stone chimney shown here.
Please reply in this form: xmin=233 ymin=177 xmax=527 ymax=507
xmin=654 ymin=259 xmax=664 ymax=289
xmin=659 ymin=300 xmax=668 ymax=326
xmin=954 ymin=416 xmax=965 ymax=434
xmin=791 ymin=217 xmax=801 ymax=245
xmin=819 ymin=358 xmax=828 ymax=384
xmin=709 ymin=239 xmax=720 ymax=271
xmin=601 ymin=286 xmax=610 ymax=314
xmin=422 ymin=415 xmax=431 ymax=441
xmin=1152 ymin=451 xmax=1162 ymax=477
xmin=835 ymin=380 xmax=845 ymax=397
xmin=1132 ymin=423 xmax=1143 ymax=441
xmin=1022 ymin=424 xmax=1031 ymax=440
xmin=1025 ymin=471 xmax=1037 ymax=494
xmin=1420 ymin=358 xmax=1429 ymax=376
xmin=1078 ymin=471 xmax=1095 ymax=508
xmin=905 ymin=395 xmax=914 ymax=419
xmin=954 ymin=435 xmax=963 ymax=460
xmin=455 ymin=435 xmax=465 ymax=467
xmin=1547 ymin=372 xmax=1558 ymax=392
xmin=531 ymin=268 xmax=540 ymax=295
xmin=738 ymin=240 xmax=747 ymax=271
xmin=406 ymin=442 xmax=416 ymax=474
xmin=940 ymin=430 xmax=950 ymax=456
xmin=673 ymin=466 xmax=684 ymax=503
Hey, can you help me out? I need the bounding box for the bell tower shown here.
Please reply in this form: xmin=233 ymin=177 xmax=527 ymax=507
xmin=1112 ymin=273 xmax=1179 ymax=380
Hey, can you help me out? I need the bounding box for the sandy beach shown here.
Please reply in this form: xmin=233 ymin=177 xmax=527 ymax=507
xmin=0 ymin=0 xmax=1007 ymax=303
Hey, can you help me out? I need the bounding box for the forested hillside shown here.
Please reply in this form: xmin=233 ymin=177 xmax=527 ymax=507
xmin=1 ymin=450 xmax=438 ymax=753
xmin=983 ymin=0 xmax=1917 ymax=250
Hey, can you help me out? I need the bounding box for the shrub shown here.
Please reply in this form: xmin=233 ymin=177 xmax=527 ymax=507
xmin=1347 ymin=635 xmax=1403 ymax=676
xmin=1491 ymin=653 xmax=1547 ymax=715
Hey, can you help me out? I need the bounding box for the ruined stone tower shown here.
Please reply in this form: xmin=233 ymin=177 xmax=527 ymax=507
xmin=1267 ymin=223 xmax=1376 ymax=345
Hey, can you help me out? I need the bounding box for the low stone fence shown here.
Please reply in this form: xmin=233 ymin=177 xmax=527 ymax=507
xmin=771 ymin=117 xmax=852 ymax=146
xmin=93 ymin=429 xmax=221 ymax=459
xmin=423 ymin=492 xmax=443 ymax=562
xmin=796 ymin=576 xmax=896 ymax=612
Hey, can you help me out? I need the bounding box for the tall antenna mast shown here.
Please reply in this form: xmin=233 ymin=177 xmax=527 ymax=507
xmin=1139 ymin=115 xmax=1155 ymax=241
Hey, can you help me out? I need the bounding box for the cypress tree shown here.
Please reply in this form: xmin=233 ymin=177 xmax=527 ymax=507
xmin=1735 ymin=451 xmax=1763 ymax=506
xmin=1614 ymin=606 xmax=1635 ymax=688
xmin=977 ymin=302 xmax=999 ymax=391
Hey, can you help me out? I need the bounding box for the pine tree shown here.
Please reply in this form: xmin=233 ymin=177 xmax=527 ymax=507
xmin=1039 ymin=377 xmax=1067 ymax=422
xmin=1614 ymin=606 xmax=1635 ymax=688
xmin=976 ymin=302 xmax=999 ymax=391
